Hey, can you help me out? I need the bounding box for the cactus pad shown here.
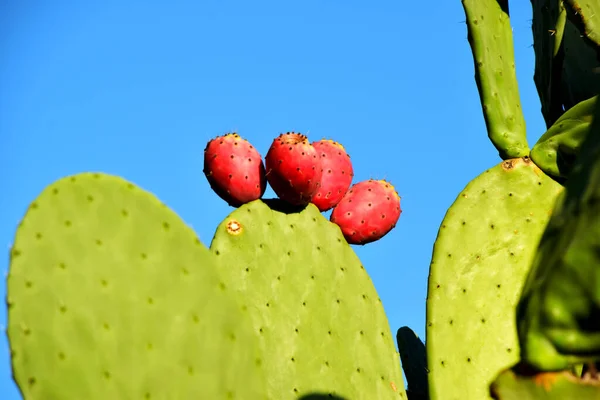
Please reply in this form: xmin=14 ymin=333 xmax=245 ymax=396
xmin=425 ymin=157 xmax=563 ymax=400
xmin=530 ymin=95 xmax=597 ymax=179
xmin=462 ymin=0 xmax=529 ymax=159
xmin=7 ymin=173 xmax=266 ymax=400
xmin=209 ymin=199 xmax=406 ymax=399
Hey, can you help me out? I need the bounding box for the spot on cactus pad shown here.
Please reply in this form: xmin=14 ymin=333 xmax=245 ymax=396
xmin=210 ymin=199 xmax=406 ymax=400
xmin=425 ymin=157 xmax=563 ymax=400
xmin=7 ymin=173 xmax=266 ymax=400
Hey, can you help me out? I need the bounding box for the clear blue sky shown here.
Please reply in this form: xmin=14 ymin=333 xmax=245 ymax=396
xmin=1 ymin=1 xmax=546 ymax=397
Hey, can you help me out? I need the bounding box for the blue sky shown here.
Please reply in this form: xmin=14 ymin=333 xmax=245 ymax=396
xmin=1 ymin=1 xmax=546 ymax=397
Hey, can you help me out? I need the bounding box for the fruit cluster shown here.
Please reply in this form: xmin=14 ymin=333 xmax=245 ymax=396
xmin=203 ymin=131 xmax=402 ymax=245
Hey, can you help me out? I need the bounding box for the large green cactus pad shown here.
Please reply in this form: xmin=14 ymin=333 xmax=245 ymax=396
xmin=425 ymin=157 xmax=563 ymax=400
xmin=209 ymin=200 xmax=406 ymax=400
xmin=7 ymin=173 xmax=266 ymax=400
xmin=490 ymin=366 xmax=600 ymax=399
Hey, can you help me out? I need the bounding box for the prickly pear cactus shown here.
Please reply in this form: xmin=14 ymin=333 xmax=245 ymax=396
xmin=7 ymin=173 xmax=267 ymax=400
xmin=425 ymin=157 xmax=563 ymax=400
xmin=209 ymin=199 xmax=406 ymax=399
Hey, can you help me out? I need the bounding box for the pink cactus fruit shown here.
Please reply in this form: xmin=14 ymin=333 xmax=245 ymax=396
xmin=310 ymin=139 xmax=354 ymax=212
xmin=203 ymin=133 xmax=267 ymax=207
xmin=330 ymin=179 xmax=402 ymax=245
xmin=265 ymin=132 xmax=322 ymax=206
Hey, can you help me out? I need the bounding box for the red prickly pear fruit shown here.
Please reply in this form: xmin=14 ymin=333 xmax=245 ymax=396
xmin=310 ymin=139 xmax=354 ymax=212
xmin=265 ymin=132 xmax=322 ymax=206
xmin=330 ymin=179 xmax=402 ymax=245
xmin=203 ymin=133 xmax=267 ymax=207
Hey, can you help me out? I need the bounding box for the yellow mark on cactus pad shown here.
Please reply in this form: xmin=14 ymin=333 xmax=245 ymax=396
xmin=390 ymin=381 xmax=397 ymax=392
xmin=533 ymin=372 xmax=560 ymax=391
xmin=226 ymin=220 xmax=243 ymax=235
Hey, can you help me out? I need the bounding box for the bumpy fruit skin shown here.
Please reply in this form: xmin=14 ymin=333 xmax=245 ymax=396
xmin=203 ymin=133 xmax=267 ymax=207
xmin=310 ymin=139 xmax=354 ymax=212
xmin=265 ymin=132 xmax=322 ymax=206
xmin=330 ymin=179 xmax=401 ymax=245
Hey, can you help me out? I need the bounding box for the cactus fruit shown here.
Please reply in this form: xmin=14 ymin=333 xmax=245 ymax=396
xmin=330 ymin=179 xmax=401 ymax=245
xmin=7 ymin=173 xmax=267 ymax=399
xmin=310 ymin=139 xmax=354 ymax=212
xmin=203 ymin=132 xmax=267 ymax=207
xmin=209 ymin=199 xmax=407 ymax=399
xmin=265 ymin=132 xmax=322 ymax=206
xmin=425 ymin=157 xmax=563 ymax=400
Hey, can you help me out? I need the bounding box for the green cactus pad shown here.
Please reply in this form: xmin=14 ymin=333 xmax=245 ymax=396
xmin=564 ymin=0 xmax=600 ymax=46
xmin=560 ymin=18 xmax=600 ymax=112
xmin=397 ymin=327 xmax=429 ymax=400
xmin=209 ymin=199 xmax=406 ymax=400
xmin=531 ymin=0 xmax=567 ymax=127
xmin=530 ymin=95 xmax=597 ymax=179
xmin=425 ymin=157 xmax=563 ymax=400
xmin=490 ymin=366 xmax=600 ymax=399
xmin=462 ymin=0 xmax=529 ymax=159
xmin=7 ymin=173 xmax=266 ymax=400
xmin=517 ymin=99 xmax=600 ymax=371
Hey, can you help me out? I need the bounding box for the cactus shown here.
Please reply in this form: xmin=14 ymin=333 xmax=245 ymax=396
xmin=425 ymin=157 xmax=563 ymax=399
xmin=209 ymin=199 xmax=406 ymax=399
xmin=7 ymin=0 xmax=600 ymax=397
xmin=489 ymin=93 xmax=600 ymax=398
xmin=421 ymin=0 xmax=600 ymax=399
xmin=7 ymin=173 xmax=267 ymax=399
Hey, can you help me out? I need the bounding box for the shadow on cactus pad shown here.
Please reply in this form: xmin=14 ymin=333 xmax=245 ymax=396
xmin=298 ymin=394 xmax=347 ymax=400
xmin=261 ymin=198 xmax=309 ymax=214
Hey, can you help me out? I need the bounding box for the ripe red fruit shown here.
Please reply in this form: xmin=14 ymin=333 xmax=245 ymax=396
xmin=310 ymin=139 xmax=354 ymax=212
xmin=265 ymin=132 xmax=322 ymax=206
xmin=203 ymin=133 xmax=267 ymax=207
xmin=330 ymin=179 xmax=402 ymax=245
